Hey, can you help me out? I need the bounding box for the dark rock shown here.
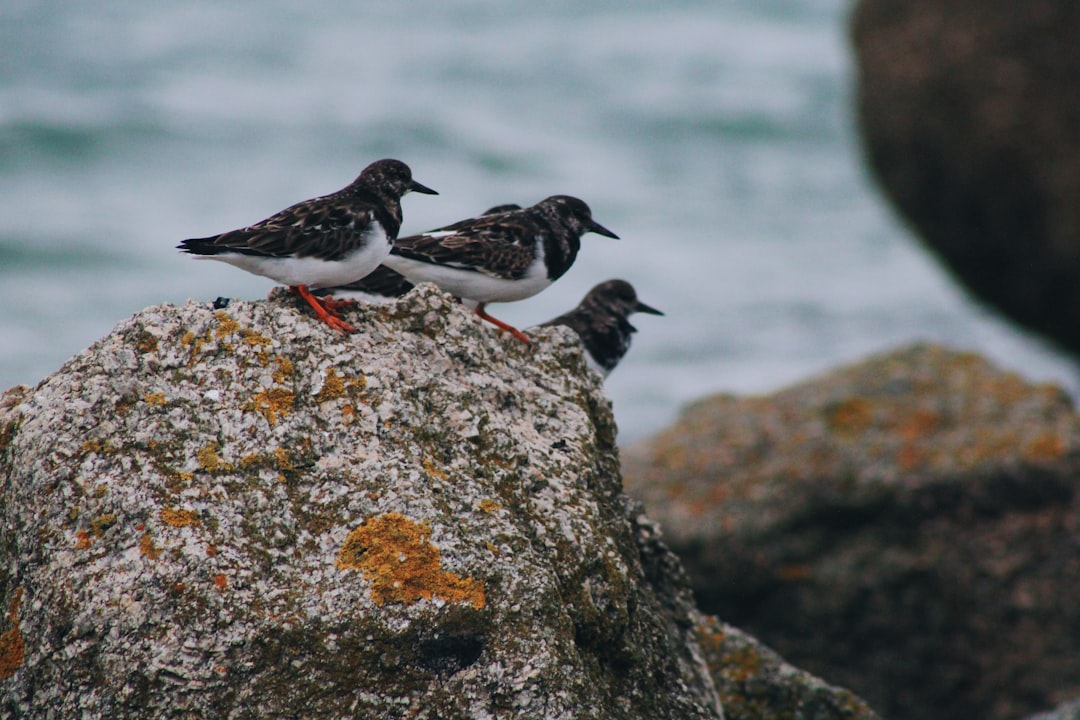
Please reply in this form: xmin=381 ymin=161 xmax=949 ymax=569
xmin=624 ymin=343 xmax=1080 ymax=720
xmin=697 ymin=616 xmax=881 ymax=720
xmin=851 ymin=0 xmax=1080 ymax=355
xmin=1027 ymin=698 xmax=1080 ymax=720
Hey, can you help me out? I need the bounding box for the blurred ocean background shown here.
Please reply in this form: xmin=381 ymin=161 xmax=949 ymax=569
xmin=2 ymin=0 xmax=1077 ymax=443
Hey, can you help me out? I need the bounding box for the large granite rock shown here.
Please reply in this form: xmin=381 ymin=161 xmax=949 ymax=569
xmin=851 ymin=0 xmax=1080 ymax=355
xmin=0 ymin=285 xmax=726 ymax=719
xmin=624 ymin=344 xmax=1080 ymax=720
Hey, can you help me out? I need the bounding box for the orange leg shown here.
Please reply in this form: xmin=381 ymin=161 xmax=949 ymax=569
xmin=475 ymin=303 xmax=530 ymax=344
xmin=291 ymin=285 xmax=356 ymax=334
xmin=318 ymin=295 xmax=357 ymax=313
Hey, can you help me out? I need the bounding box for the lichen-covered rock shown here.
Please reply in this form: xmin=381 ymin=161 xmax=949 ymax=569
xmin=1027 ymin=699 xmax=1080 ymax=720
xmin=623 ymin=343 xmax=1080 ymax=720
xmin=851 ymin=0 xmax=1080 ymax=355
xmin=696 ymin=616 xmax=880 ymax=720
xmin=0 ymin=285 xmax=722 ymax=719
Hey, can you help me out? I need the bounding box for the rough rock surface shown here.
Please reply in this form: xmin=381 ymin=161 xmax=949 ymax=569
xmin=1028 ymin=699 xmax=1080 ymax=720
xmin=851 ymin=0 xmax=1080 ymax=355
xmin=696 ymin=616 xmax=880 ymax=720
xmin=623 ymin=343 xmax=1080 ymax=720
xmin=0 ymin=285 xmax=724 ymax=719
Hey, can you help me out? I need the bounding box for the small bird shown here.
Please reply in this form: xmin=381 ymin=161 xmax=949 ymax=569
xmin=177 ymin=158 xmax=437 ymax=333
xmin=540 ymin=280 xmax=663 ymax=376
xmin=315 ymin=204 xmax=522 ymax=304
xmin=381 ymin=196 xmax=618 ymax=343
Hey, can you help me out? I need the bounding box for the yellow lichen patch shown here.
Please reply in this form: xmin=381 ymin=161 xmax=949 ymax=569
xmin=717 ymin=644 xmax=764 ymax=683
xmin=180 ymin=331 xmax=196 ymax=347
xmin=240 ymin=453 xmax=262 ymax=469
xmin=271 ymin=356 xmax=294 ymax=384
xmin=80 ymin=439 xmax=114 ymax=455
xmin=826 ymin=398 xmax=873 ymax=435
xmin=242 ymin=329 xmax=272 ymax=347
xmin=273 ymin=448 xmax=293 ymax=471
xmin=0 ymin=589 xmax=25 ymax=680
xmin=423 ymin=459 xmax=449 ymax=481
xmin=895 ymin=409 xmax=939 ymax=441
xmin=161 ymin=507 xmax=200 ymax=527
xmin=336 ymin=513 xmax=485 ymax=609
xmin=144 ymin=392 xmax=167 ymax=406
xmin=1024 ymin=433 xmax=1066 ymax=462
xmin=135 ymin=331 xmax=159 ymax=354
xmin=245 ymin=388 xmax=295 ymax=425
xmin=90 ymin=514 xmax=117 ymax=537
xmin=214 ymin=311 xmax=241 ymax=339
xmin=477 ymin=499 xmax=501 ymax=513
xmin=316 ymin=368 xmax=347 ymax=402
xmin=140 ymin=533 xmax=161 ymax=560
xmin=196 ymin=442 xmax=233 ymax=473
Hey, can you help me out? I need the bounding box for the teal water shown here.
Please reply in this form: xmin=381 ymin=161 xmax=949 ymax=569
xmin=1 ymin=1 xmax=1076 ymax=441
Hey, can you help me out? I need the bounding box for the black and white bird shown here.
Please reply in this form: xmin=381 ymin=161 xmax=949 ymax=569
xmin=315 ymin=204 xmax=522 ymax=304
xmin=540 ymin=280 xmax=663 ymax=376
xmin=177 ymin=158 xmax=437 ymax=333
xmin=380 ymin=196 xmax=618 ymax=343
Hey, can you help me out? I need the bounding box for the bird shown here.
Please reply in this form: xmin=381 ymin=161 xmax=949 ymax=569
xmin=177 ymin=158 xmax=438 ymax=333
xmin=540 ymin=280 xmax=663 ymax=376
xmin=314 ymin=204 xmax=523 ymax=304
xmin=380 ymin=196 xmax=618 ymax=343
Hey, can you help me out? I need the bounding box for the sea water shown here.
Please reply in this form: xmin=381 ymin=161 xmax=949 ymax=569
xmin=1 ymin=0 xmax=1076 ymax=442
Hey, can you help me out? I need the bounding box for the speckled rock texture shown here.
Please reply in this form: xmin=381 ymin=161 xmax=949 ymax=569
xmin=1027 ymin=699 xmax=1080 ymax=720
xmin=0 ymin=285 xmax=723 ymax=719
xmin=623 ymin=343 xmax=1080 ymax=720
xmin=851 ymin=0 xmax=1080 ymax=355
xmin=695 ymin=616 xmax=880 ymax=720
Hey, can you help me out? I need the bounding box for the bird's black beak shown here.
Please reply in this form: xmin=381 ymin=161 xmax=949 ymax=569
xmin=636 ymin=300 xmax=664 ymax=316
xmin=589 ymin=220 xmax=619 ymax=239
xmin=410 ymin=180 xmax=439 ymax=195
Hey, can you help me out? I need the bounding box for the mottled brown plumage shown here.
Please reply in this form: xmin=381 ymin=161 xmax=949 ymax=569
xmin=541 ymin=280 xmax=663 ymax=375
xmin=177 ymin=158 xmax=437 ymax=333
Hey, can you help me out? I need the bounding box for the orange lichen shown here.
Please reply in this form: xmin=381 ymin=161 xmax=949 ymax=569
xmin=214 ymin=311 xmax=240 ymax=339
xmin=271 ymin=356 xmax=294 ymax=384
xmin=80 ymin=439 xmax=113 ymax=455
xmin=90 ymin=514 xmax=116 ymax=537
xmin=140 ymin=533 xmax=161 ymax=560
xmin=212 ymin=574 xmax=228 ymax=591
xmin=826 ymin=398 xmax=873 ymax=435
xmin=196 ymin=442 xmax=232 ymax=473
xmin=717 ymin=644 xmax=764 ymax=683
xmin=898 ymin=444 xmax=927 ymax=472
xmin=1024 ymin=433 xmax=1066 ymax=462
xmin=143 ymin=392 xmax=167 ymax=406
xmin=242 ymin=330 xmax=273 ymax=347
xmin=161 ymin=507 xmax=200 ymax=527
xmin=422 ymin=459 xmax=449 ymax=480
xmin=315 ymin=368 xmax=347 ymax=402
xmin=336 ymin=513 xmax=485 ymax=609
xmin=895 ymin=409 xmax=939 ymax=441
xmin=246 ymin=388 xmax=295 ymax=425
xmin=273 ymin=448 xmax=293 ymax=471
xmin=135 ymin=331 xmax=159 ymax=354
xmin=75 ymin=530 xmax=92 ymax=550
xmin=477 ymin=499 xmax=501 ymax=513
xmin=0 ymin=589 xmax=25 ymax=680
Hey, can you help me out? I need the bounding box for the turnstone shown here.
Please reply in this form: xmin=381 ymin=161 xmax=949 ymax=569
xmin=381 ymin=196 xmax=618 ymax=343
xmin=316 ymin=204 xmax=523 ymax=304
xmin=177 ymin=158 xmax=437 ymax=333
xmin=540 ymin=280 xmax=663 ymax=376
